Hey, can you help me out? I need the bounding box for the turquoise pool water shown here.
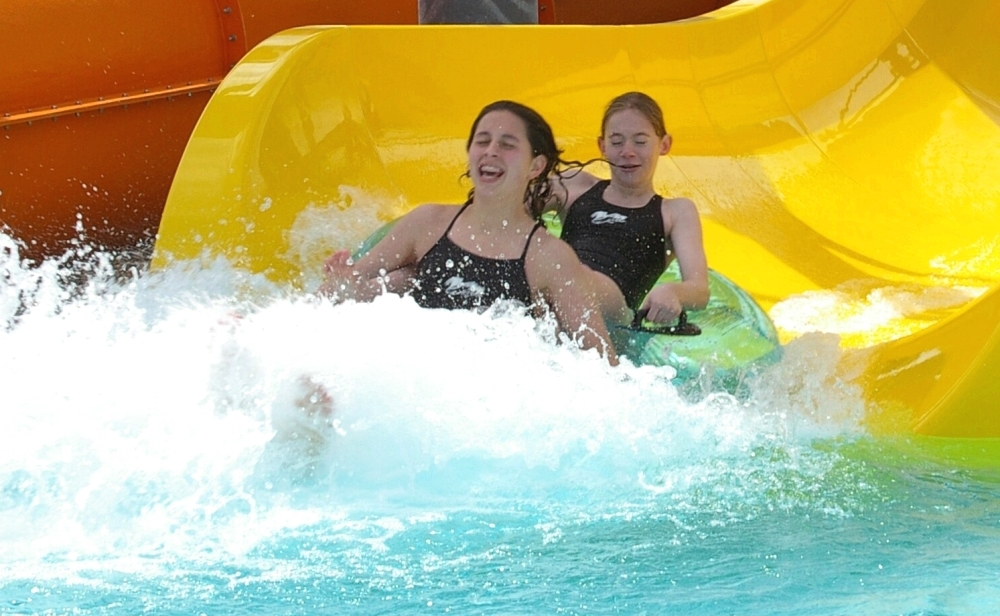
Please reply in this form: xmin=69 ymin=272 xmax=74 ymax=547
xmin=2 ymin=235 xmax=999 ymax=615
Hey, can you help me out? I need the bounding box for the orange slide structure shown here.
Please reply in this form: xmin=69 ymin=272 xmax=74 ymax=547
xmin=0 ymin=0 xmax=733 ymax=263
xmin=0 ymin=0 xmax=415 ymax=262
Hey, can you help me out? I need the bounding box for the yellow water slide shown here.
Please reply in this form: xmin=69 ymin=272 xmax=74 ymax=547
xmin=152 ymin=0 xmax=1000 ymax=438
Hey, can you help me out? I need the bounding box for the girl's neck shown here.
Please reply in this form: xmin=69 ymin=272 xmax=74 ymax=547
xmin=451 ymin=194 xmax=537 ymax=254
xmin=604 ymin=180 xmax=655 ymax=207
xmin=468 ymin=191 xmax=534 ymax=226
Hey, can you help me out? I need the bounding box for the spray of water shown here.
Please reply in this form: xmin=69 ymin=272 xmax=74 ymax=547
xmin=1 ymin=230 xmax=870 ymax=573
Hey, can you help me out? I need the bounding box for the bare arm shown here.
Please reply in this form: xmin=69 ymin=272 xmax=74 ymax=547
xmin=544 ymin=169 xmax=601 ymax=217
xmin=316 ymin=205 xmax=443 ymax=302
xmin=528 ymin=237 xmax=618 ymax=366
xmin=639 ymin=197 xmax=710 ymax=323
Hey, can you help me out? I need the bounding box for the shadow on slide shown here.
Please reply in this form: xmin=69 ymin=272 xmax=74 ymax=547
xmin=152 ymin=0 xmax=1000 ymax=437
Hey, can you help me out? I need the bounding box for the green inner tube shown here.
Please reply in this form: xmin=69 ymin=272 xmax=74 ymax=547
xmin=613 ymin=261 xmax=782 ymax=391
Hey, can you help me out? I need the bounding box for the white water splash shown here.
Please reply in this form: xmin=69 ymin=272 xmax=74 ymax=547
xmin=1 ymin=232 xmax=866 ymax=567
xmin=771 ymin=279 xmax=984 ymax=343
xmin=283 ymin=186 xmax=408 ymax=290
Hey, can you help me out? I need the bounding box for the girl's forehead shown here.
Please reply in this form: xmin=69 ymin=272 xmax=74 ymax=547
xmin=605 ymin=108 xmax=656 ymax=133
xmin=477 ymin=110 xmax=527 ymax=136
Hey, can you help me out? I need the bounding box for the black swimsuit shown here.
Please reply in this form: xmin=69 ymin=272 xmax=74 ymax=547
xmin=560 ymin=180 xmax=671 ymax=310
xmin=414 ymin=204 xmax=542 ymax=310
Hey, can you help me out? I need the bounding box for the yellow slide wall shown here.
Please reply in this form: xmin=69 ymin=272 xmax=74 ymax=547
xmin=152 ymin=0 xmax=1000 ymax=437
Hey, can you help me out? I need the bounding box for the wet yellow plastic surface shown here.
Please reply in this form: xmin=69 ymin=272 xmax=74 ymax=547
xmin=152 ymin=0 xmax=1000 ymax=437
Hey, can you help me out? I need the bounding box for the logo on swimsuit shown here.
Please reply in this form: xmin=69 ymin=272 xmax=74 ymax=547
xmin=444 ymin=276 xmax=486 ymax=300
xmin=590 ymin=210 xmax=628 ymax=225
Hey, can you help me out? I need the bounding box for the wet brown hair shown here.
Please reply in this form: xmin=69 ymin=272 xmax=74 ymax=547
xmin=601 ymin=92 xmax=668 ymax=138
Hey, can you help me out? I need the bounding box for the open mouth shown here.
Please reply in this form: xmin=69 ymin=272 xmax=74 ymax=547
xmin=478 ymin=164 xmax=504 ymax=180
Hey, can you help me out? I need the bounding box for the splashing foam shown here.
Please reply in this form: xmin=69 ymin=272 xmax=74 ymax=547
xmin=0 ymin=232 xmax=868 ymax=565
xmin=282 ymin=186 xmax=408 ymax=291
xmin=770 ymin=279 xmax=984 ymax=346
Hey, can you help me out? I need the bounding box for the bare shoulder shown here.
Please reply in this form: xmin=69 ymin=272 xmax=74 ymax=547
xmin=549 ymin=169 xmax=601 ymax=213
xmin=525 ymin=232 xmax=585 ymax=283
xmin=662 ymin=196 xmax=698 ymax=214
xmin=392 ymin=203 xmax=459 ymax=236
xmin=562 ymin=168 xmax=600 ymax=190
xmin=368 ymin=203 xmax=460 ymax=263
xmin=661 ymin=196 xmax=701 ymax=227
xmin=403 ymin=203 xmax=460 ymax=224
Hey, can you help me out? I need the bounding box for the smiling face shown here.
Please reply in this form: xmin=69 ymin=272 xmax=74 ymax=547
xmin=467 ymin=110 xmax=547 ymax=199
xmin=598 ymin=108 xmax=671 ymax=191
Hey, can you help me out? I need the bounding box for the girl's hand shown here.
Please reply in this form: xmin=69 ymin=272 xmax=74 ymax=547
xmin=317 ymin=249 xmax=358 ymax=300
xmin=639 ymin=284 xmax=683 ymax=324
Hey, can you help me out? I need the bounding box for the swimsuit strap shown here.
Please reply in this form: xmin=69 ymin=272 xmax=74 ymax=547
xmin=442 ymin=201 xmax=472 ymax=237
xmin=520 ymin=222 xmax=544 ymax=260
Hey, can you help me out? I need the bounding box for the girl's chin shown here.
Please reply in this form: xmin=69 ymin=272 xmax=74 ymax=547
xmin=612 ymin=170 xmax=646 ymax=183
